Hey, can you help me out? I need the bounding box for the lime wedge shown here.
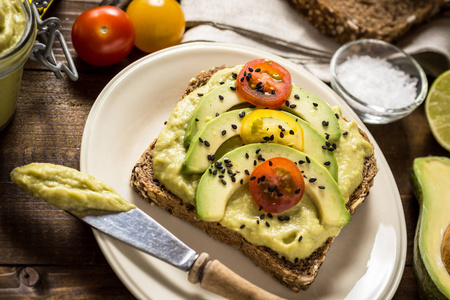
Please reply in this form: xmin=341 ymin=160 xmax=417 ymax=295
xmin=425 ymin=70 xmax=450 ymax=152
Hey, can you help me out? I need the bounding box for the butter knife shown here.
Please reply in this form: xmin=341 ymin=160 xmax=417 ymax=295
xmin=76 ymin=208 xmax=286 ymax=300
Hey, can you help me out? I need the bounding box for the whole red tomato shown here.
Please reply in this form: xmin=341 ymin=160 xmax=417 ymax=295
xmin=72 ymin=6 xmax=135 ymax=67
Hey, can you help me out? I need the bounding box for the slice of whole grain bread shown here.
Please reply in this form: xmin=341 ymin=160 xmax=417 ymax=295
xmin=130 ymin=67 xmax=378 ymax=292
xmin=287 ymin=0 xmax=446 ymax=43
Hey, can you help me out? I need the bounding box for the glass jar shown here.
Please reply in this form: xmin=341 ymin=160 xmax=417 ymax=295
xmin=0 ymin=0 xmax=37 ymax=130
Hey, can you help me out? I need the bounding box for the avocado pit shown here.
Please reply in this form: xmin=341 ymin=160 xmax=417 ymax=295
xmin=442 ymin=224 xmax=450 ymax=274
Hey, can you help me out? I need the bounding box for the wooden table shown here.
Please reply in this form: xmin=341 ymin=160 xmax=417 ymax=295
xmin=0 ymin=1 xmax=448 ymax=298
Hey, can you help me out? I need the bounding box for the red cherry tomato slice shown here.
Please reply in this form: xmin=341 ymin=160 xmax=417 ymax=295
xmin=249 ymin=157 xmax=305 ymax=213
xmin=235 ymin=59 xmax=292 ymax=108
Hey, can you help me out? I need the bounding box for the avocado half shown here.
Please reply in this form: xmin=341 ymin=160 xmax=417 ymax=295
xmin=410 ymin=156 xmax=450 ymax=299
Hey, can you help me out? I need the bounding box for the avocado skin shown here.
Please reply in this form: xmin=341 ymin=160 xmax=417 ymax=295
xmin=410 ymin=157 xmax=450 ymax=300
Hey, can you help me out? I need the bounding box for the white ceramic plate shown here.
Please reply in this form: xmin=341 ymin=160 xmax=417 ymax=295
xmin=80 ymin=42 xmax=406 ymax=300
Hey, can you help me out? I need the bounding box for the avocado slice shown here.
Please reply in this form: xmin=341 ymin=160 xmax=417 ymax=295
xmin=196 ymin=143 xmax=350 ymax=226
xmin=184 ymin=83 xmax=341 ymax=147
xmin=182 ymin=109 xmax=339 ymax=181
xmin=411 ymin=156 xmax=450 ymax=299
xmin=184 ymin=82 xmax=243 ymax=148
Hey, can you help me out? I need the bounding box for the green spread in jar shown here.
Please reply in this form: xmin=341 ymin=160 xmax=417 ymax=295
xmin=11 ymin=163 xmax=136 ymax=215
xmin=0 ymin=0 xmax=26 ymax=55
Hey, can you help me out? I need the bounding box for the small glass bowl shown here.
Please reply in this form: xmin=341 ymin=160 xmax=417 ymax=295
xmin=330 ymin=39 xmax=428 ymax=124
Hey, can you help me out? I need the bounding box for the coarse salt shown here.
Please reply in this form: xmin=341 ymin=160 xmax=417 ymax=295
xmin=337 ymin=55 xmax=418 ymax=109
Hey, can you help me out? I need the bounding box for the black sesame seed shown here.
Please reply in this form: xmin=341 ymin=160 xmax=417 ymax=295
xmin=260 ymin=175 xmax=266 ymax=182
xmin=267 ymin=213 xmax=273 ymax=218
xmin=343 ymin=131 xmax=348 ymax=136
xmin=215 ymin=113 xmax=219 ymax=117
xmin=245 ymin=169 xmax=250 ymax=175
xmin=197 ymin=93 xmax=204 ymax=97
xmin=255 ymin=68 xmax=261 ymax=72
xmin=328 ymin=147 xmax=335 ymax=152
xmin=219 ymin=175 xmax=224 ymax=178
xmin=204 ymin=141 xmax=210 ymax=147
xmin=332 ymin=143 xmax=337 ymax=149
xmin=240 ymin=224 xmax=245 ymax=229
xmin=322 ymin=120 xmax=329 ymax=127
xmin=335 ymin=113 xmax=340 ymax=119
xmin=285 ymin=100 xmax=290 ymax=107
xmin=298 ymin=236 xmax=303 ymax=242
xmin=231 ymin=177 xmax=236 ymax=183
xmin=240 ymin=179 xmax=244 ymax=185
xmin=269 ymin=160 xmax=273 ymax=166
xmin=305 ymin=156 xmax=311 ymax=163
xmin=232 ymin=72 xmax=237 ymax=79
xmin=221 ymin=180 xmax=227 ymax=185
xmin=221 ymin=168 xmax=226 ymax=174
xmin=290 ymin=104 xmax=297 ymax=109
xmin=259 ymin=205 xmax=264 ymax=211
xmin=257 ymin=220 xmax=260 ymax=224
xmin=295 ymin=188 xmax=301 ymax=194
xmin=195 ymin=118 xmax=199 ymax=122
xmin=289 ymin=130 xmax=294 ymax=135
xmin=260 ymin=214 xmax=265 ymax=220
xmin=239 ymin=111 xmax=246 ymax=118
xmin=298 ymin=160 xmax=305 ymax=164
xmin=245 ymin=153 xmax=249 ymax=159
xmin=248 ymin=67 xmax=253 ymax=72
xmin=199 ymin=137 xmax=203 ymax=143
xmin=309 ymin=177 xmax=317 ymax=183
xmin=222 ymin=130 xmax=226 ymax=136
xmin=324 ymin=161 xmax=331 ymax=166
xmin=227 ymin=169 xmax=233 ymax=174
xmin=219 ymin=95 xmax=224 ymax=100
xmin=277 ymin=192 xmax=283 ymax=197
xmin=313 ymin=102 xmax=318 ymax=107
xmin=294 ymin=94 xmax=300 ymax=99
xmin=250 ymin=176 xmax=256 ymax=181
xmin=319 ymin=186 xmax=326 ymax=189
xmin=230 ymin=86 xmax=236 ymax=91
xmin=240 ymin=77 xmax=244 ymax=82
xmin=280 ymin=132 xmax=285 ymax=138
xmin=231 ymin=124 xmax=237 ymax=129
xmin=322 ymin=145 xmax=327 ymax=150
xmin=271 ymin=90 xmax=276 ymax=95
xmin=256 ymin=148 xmax=261 ymax=154
xmin=212 ymin=169 xmax=218 ymax=175
xmin=265 ymin=221 xmax=270 ymax=227
xmin=284 ymin=216 xmax=290 ymax=221
xmin=254 ymin=160 xmax=257 ymax=166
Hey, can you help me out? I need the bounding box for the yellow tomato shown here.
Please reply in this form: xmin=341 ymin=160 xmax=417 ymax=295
xmin=240 ymin=109 xmax=304 ymax=151
xmin=126 ymin=0 xmax=185 ymax=53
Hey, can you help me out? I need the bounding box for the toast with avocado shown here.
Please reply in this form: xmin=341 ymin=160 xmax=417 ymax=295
xmin=131 ymin=60 xmax=378 ymax=292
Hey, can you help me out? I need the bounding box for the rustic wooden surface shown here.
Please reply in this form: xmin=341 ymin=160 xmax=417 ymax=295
xmin=0 ymin=0 xmax=448 ymax=299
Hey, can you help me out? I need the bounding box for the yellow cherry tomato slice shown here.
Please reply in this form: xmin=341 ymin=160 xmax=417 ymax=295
xmin=240 ymin=109 xmax=304 ymax=151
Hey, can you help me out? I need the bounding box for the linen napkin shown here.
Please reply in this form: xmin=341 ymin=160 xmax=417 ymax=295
xmin=180 ymin=0 xmax=450 ymax=82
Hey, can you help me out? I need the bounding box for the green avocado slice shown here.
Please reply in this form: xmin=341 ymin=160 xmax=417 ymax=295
xmin=184 ymin=82 xmax=243 ymax=148
xmin=411 ymin=156 xmax=450 ymax=299
xmin=196 ymin=143 xmax=350 ymax=226
xmin=182 ymin=109 xmax=339 ymax=182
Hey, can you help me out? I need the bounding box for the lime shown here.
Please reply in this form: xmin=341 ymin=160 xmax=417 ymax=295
xmin=425 ymin=70 xmax=450 ymax=152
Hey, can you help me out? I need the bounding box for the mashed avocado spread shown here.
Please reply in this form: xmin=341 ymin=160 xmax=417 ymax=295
xmin=0 ymin=0 xmax=26 ymax=55
xmin=152 ymin=66 xmax=373 ymax=261
xmin=11 ymin=163 xmax=136 ymax=215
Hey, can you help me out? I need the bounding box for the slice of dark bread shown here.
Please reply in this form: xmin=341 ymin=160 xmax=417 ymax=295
xmin=287 ymin=0 xmax=446 ymax=43
xmin=130 ymin=67 xmax=378 ymax=292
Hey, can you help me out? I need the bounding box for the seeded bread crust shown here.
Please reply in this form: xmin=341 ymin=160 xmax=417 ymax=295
xmin=130 ymin=67 xmax=378 ymax=292
xmin=287 ymin=0 xmax=446 ymax=43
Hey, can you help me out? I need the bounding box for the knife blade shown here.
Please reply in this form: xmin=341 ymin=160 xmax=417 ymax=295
xmin=75 ymin=208 xmax=286 ymax=300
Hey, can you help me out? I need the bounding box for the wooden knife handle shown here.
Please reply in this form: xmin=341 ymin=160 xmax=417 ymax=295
xmin=188 ymin=252 xmax=286 ymax=300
